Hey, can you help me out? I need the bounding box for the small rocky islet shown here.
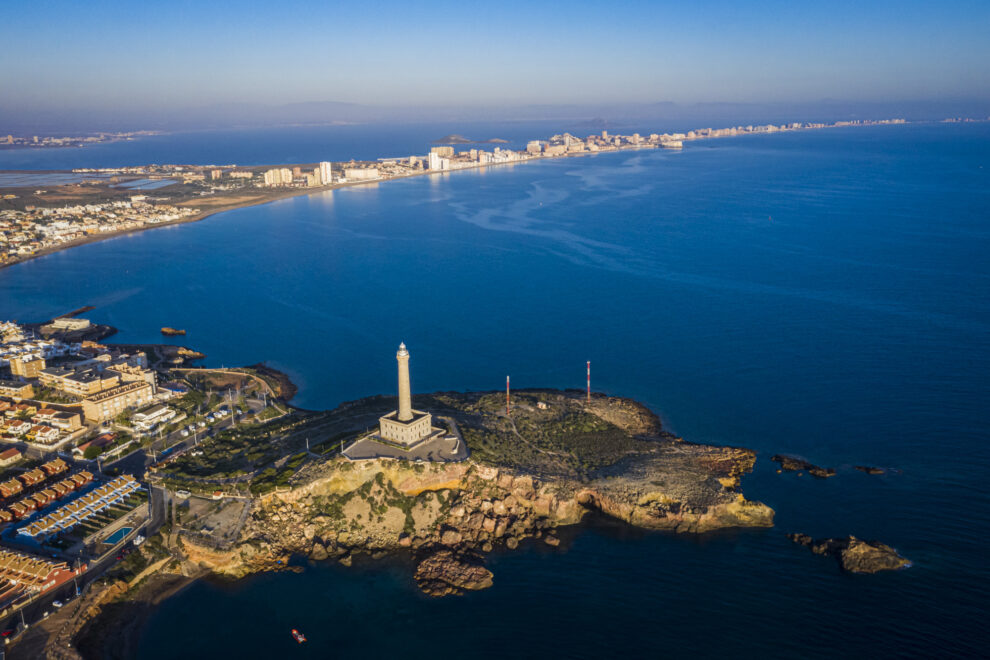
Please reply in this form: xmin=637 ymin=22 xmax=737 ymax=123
xmin=771 ymin=454 xmax=836 ymax=478
xmin=787 ymin=534 xmax=911 ymax=573
xmin=772 ymin=455 xmax=888 ymax=478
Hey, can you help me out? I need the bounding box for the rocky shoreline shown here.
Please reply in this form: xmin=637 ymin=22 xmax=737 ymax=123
xmin=41 ymin=382 xmax=920 ymax=658
xmin=172 ymin=391 xmax=774 ymax=598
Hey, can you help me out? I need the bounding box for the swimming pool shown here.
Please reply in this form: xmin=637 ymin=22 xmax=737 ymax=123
xmin=105 ymin=527 xmax=132 ymax=544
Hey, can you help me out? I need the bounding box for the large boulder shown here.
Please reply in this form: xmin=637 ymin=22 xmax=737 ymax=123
xmin=413 ymin=550 xmax=493 ymax=597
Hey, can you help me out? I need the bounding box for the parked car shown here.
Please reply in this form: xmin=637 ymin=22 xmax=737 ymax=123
xmin=180 ymin=429 xmax=189 ymax=437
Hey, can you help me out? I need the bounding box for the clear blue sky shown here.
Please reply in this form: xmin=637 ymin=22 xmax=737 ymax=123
xmin=3 ymin=0 xmax=989 ymax=114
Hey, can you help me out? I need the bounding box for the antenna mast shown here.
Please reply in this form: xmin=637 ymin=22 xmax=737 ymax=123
xmin=587 ymin=361 xmax=591 ymax=403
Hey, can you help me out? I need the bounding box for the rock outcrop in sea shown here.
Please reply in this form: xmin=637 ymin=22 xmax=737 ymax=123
xmin=771 ymin=454 xmax=836 ymax=478
xmin=787 ymin=533 xmax=911 ymax=573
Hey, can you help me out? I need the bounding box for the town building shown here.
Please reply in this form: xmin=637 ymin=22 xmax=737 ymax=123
xmin=262 ymin=168 xmax=294 ymax=187
xmin=18 ymin=474 xmax=140 ymax=539
xmin=109 ymin=360 xmax=157 ymax=391
xmin=49 ymin=317 xmax=91 ymax=332
xmin=0 ymin=548 xmax=84 ymax=611
xmin=0 ymin=380 xmax=33 ymax=398
xmin=343 ymin=167 xmax=380 ymax=181
xmin=0 ymin=447 xmax=21 ymax=466
xmin=10 ymin=356 xmax=45 ymax=379
xmin=131 ymin=404 xmax=176 ymax=431
xmin=4 ymin=419 xmax=30 ymax=437
xmin=427 ymin=152 xmax=449 ymax=170
xmin=319 ymin=161 xmax=333 ymax=185
xmin=81 ymin=381 xmax=153 ymax=422
xmin=26 ymin=425 xmax=59 ymax=445
xmin=0 ymin=478 xmax=23 ymax=498
xmin=49 ymin=411 xmax=82 ymax=431
xmin=40 ymin=458 xmax=68 ymax=477
xmin=39 ymin=364 xmax=120 ymax=397
xmin=19 ymin=468 xmax=46 ymax=487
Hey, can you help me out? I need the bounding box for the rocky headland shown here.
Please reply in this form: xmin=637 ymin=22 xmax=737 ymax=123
xmin=172 ymin=390 xmax=774 ymax=595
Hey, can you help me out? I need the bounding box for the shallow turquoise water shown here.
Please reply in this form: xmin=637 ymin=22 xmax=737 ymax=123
xmin=2 ymin=123 xmax=988 ymax=657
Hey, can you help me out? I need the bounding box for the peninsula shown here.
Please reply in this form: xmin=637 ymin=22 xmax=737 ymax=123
xmin=0 ymin=330 xmax=773 ymax=656
xmin=0 ymin=117 xmax=914 ymax=271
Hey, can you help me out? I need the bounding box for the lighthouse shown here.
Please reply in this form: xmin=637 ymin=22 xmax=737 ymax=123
xmin=396 ymin=342 xmax=413 ymax=422
xmin=342 ymin=342 xmax=467 ymax=461
xmin=375 ymin=342 xmax=441 ymax=447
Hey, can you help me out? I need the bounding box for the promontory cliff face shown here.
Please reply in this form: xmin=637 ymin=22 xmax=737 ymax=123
xmin=176 ymin=390 xmax=774 ymax=593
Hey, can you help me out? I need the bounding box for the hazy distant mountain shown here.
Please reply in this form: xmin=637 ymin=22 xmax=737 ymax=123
xmin=1 ymin=98 xmax=987 ymax=135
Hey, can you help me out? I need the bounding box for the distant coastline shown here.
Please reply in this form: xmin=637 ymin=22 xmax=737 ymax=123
xmin=0 ymin=117 xmax=922 ymax=272
xmin=0 ymin=130 xmax=162 ymax=150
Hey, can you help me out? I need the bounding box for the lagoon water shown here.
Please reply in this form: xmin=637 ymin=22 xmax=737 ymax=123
xmin=2 ymin=123 xmax=989 ymax=657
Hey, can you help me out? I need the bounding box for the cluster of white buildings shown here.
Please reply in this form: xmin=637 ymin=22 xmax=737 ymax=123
xmin=421 ymin=145 xmax=531 ymax=172
xmin=0 ymin=201 xmax=199 ymax=265
xmin=0 ymin=321 xmax=166 ymax=446
xmin=1 ymin=401 xmax=83 ymax=445
xmin=243 ymin=118 xmax=911 ymax=196
xmin=0 ymin=330 xmax=77 ymax=369
xmin=17 ymin=474 xmax=141 ymax=539
xmin=261 ymin=161 xmax=334 ymax=188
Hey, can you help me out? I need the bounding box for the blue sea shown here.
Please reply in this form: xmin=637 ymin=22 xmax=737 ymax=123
xmin=1 ymin=122 xmax=988 ymax=658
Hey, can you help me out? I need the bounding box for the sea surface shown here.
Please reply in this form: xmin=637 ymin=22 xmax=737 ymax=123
xmin=1 ymin=123 xmax=988 ymax=658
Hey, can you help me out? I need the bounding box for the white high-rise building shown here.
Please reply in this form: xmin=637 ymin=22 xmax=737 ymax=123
xmin=318 ymin=161 xmax=333 ymax=185
xmin=263 ymin=168 xmax=294 ymax=187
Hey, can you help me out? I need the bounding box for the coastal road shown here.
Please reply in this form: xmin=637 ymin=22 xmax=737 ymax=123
xmin=104 ymin=405 xmax=260 ymax=477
